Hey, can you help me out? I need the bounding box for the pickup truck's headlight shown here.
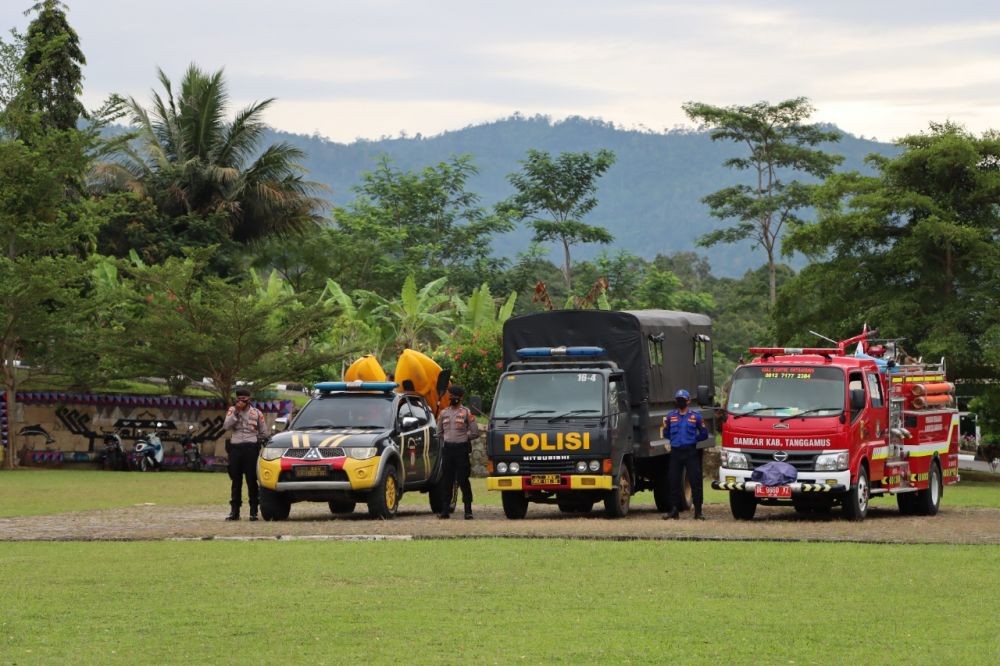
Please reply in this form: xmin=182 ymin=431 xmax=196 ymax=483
xmin=720 ymin=450 xmax=749 ymax=470
xmin=261 ymin=447 xmax=286 ymax=461
xmin=815 ymin=451 xmax=849 ymax=471
xmin=343 ymin=446 xmax=378 ymax=460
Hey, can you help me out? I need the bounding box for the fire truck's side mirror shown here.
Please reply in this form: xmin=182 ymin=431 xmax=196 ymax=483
xmin=850 ymin=389 xmax=866 ymax=412
xmin=696 ymin=385 xmax=711 ymax=407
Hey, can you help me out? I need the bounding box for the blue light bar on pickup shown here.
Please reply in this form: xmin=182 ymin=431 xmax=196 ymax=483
xmin=516 ymin=346 xmax=606 ymax=358
xmin=315 ymin=381 xmax=399 ymax=393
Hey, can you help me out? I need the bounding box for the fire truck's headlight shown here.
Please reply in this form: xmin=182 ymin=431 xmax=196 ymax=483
xmin=261 ymin=447 xmax=286 ymax=461
xmin=720 ymin=450 xmax=749 ymax=470
xmin=509 ymin=462 xmax=520 ymax=474
xmin=588 ymin=460 xmax=601 ymax=472
xmin=497 ymin=462 xmax=509 ymax=474
xmin=575 ymin=461 xmax=588 ymax=473
xmin=815 ymin=451 xmax=849 ymax=471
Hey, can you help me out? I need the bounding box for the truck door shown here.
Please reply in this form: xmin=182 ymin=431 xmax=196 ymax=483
xmin=865 ymin=370 xmax=888 ymax=480
xmin=609 ymin=375 xmax=630 ymax=447
xmin=398 ymin=398 xmax=430 ymax=482
xmin=848 ymin=371 xmax=869 ymax=475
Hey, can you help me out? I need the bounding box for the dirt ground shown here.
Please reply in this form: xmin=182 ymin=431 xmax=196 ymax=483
xmin=2 ymin=500 xmax=999 ymax=544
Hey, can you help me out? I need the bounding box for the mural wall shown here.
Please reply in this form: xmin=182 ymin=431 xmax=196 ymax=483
xmin=1 ymin=392 xmax=292 ymax=467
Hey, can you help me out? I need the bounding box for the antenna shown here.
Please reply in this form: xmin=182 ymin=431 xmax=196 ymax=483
xmin=809 ymin=330 xmax=837 ymax=345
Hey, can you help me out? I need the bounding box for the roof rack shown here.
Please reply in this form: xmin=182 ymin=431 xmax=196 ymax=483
xmin=314 ymin=381 xmax=398 ymax=393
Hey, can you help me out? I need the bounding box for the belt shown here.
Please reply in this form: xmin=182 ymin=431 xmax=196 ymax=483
xmin=443 ymin=441 xmax=468 ymax=446
xmin=230 ymin=441 xmax=258 ymax=447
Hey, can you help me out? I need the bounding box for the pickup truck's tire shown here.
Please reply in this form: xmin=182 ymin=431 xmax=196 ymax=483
xmin=843 ymin=465 xmax=870 ymax=521
xmin=328 ymin=500 xmax=356 ymax=515
xmin=915 ymin=460 xmax=942 ymax=516
xmin=604 ymin=465 xmax=632 ymax=518
xmin=429 ymin=478 xmax=458 ymax=515
xmin=501 ymin=491 xmax=529 ymax=519
xmin=260 ymin=488 xmax=291 ymax=521
xmin=729 ymin=491 xmax=757 ymax=520
xmin=367 ymin=463 xmax=401 ymax=519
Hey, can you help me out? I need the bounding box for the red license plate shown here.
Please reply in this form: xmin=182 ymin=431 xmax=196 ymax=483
xmin=755 ymin=485 xmax=792 ymax=498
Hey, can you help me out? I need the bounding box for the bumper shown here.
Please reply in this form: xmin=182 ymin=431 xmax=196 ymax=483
xmin=257 ymin=456 xmax=380 ymax=492
xmin=713 ymin=467 xmax=850 ymax=495
xmin=487 ymin=474 xmax=613 ymax=491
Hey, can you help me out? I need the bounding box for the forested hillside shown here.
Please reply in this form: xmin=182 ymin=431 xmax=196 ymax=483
xmin=273 ymin=114 xmax=899 ymax=276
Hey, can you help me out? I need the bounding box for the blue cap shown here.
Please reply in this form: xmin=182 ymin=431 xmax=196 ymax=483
xmin=674 ymin=389 xmax=690 ymax=400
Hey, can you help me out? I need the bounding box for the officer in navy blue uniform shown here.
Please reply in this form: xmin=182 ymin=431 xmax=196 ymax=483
xmin=663 ymin=389 xmax=709 ymax=520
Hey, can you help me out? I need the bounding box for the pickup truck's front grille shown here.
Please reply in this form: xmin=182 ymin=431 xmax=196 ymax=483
xmin=283 ymin=447 xmax=345 ymax=459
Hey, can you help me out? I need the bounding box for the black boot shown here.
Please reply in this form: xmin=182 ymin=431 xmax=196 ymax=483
xmin=694 ymin=506 xmax=705 ymax=520
xmin=438 ymin=512 xmax=450 ymax=519
xmin=464 ymin=505 xmax=473 ymax=520
xmin=249 ymin=506 xmax=258 ymax=522
xmin=225 ymin=508 xmax=240 ymax=521
xmin=663 ymin=508 xmax=679 ymax=520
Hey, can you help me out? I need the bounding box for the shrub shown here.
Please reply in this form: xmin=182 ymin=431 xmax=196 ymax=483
xmin=435 ymin=329 xmax=503 ymax=413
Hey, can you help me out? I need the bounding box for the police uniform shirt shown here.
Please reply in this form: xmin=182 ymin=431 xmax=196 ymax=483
xmin=662 ymin=409 xmax=708 ymax=447
xmin=224 ymin=405 xmax=267 ymax=444
xmin=439 ymin=405 xmax=479 ymax=444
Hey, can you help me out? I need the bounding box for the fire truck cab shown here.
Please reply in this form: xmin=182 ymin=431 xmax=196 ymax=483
xmin=712 ymin=330 xmax=960 ymax=521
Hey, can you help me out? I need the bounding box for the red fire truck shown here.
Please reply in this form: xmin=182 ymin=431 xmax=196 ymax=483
xmin=712 ymin=329 xmax=960 ymax=521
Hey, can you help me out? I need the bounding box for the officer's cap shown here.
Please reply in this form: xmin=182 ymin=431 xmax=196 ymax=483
xmin=674 ymin=389 xmax=690 ymax=400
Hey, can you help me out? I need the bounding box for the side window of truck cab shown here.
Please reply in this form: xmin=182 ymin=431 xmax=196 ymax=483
xmin=848 ymin=372 xmax=866 ymax=421
xmin=866 ymin=373 xmax=884 ymax=408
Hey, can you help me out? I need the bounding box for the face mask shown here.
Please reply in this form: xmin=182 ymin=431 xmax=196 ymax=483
xmin=450 ymin=397 xmax=460 ymax=406
xmin=676 ymin=399 xmax=688 ymax=409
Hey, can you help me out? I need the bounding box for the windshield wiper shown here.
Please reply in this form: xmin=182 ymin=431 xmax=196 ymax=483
xmin=295 ymin=424 xmax=347 ymax=430
xmin=547 ymin=409 xmax=601 ymax=422
xmin=502 ymin=409 xmax=554 ymax=423
xmin=732 ymin=407 xmax=793 ymax=419
xmin=779 ymin=407 xmax=843 ymax=422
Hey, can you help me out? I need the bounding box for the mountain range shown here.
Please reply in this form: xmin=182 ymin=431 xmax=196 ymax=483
xmin=268 ymin=114 xmax=899 ymax=278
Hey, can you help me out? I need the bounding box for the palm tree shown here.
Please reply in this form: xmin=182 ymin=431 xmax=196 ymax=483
xmin=100 ymin=64 xmax=324 ymax=244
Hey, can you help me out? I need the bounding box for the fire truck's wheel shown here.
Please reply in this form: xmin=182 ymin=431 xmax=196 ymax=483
xmin=896 ymin=491 xmax=918 ymax=515
xmin=260 ymin=488 xmax=291 ymax=521
xmin=328 ymin=500 xmax=356 ymax=515
xmin=729 ymin=491 xmax=757 ymax=520
xmin=604 ymin=465 xmax=632 ymax=518
xmin=916 ymin=461 xmax=942 ymax=516
xmin=367 ymin=464 xmax=401 ymax=519
xmin=843 ymin=466 xmax=870 ymax=521
xmin=501 ymin=491 xmax=529 ymax=519
xmin=429 ymin=478 xmax=458 ymax=515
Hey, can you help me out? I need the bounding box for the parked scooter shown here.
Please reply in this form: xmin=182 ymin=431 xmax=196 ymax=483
xmin=100 ymin=429 xmax=128 ymax=471
xmin=133 ymin=424 xmax=165 ymax=472
xmin=179 ymin=425 xmax=204 ymax=471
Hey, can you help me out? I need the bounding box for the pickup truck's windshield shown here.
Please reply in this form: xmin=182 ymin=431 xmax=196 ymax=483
xmin=293 ymin=394 xmax=394 ymax=429
xmin=493 ymin=372 xmax=604 ymax=419
xmin=727 ymin=365 xmax=844 ymax=417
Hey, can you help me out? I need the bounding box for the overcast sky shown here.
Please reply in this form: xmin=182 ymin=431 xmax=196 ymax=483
xmin=4 ymin=1 xmax=999 ymax=143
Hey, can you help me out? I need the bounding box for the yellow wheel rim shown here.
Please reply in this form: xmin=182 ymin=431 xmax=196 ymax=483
xmin=385 ymin=475 xmax=398 ymax=509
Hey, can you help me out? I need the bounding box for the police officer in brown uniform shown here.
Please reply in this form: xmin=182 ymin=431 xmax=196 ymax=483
xmin=437 ymin=385 xmax=479 ymax=519
xmin=223 ymin=388 xmax=267 ymax=521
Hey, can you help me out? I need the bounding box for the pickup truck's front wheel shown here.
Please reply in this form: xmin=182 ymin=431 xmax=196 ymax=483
xmin=260 ymin=488 xmax=291 ymax=521
xmin=367 ymin=463 xmax=401 ymax=519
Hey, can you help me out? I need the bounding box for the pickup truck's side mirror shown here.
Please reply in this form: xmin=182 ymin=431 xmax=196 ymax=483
xmin=272 ymin=416 xmax=288 ymax=433
xmin=696 ymin=385 xmax=711 ymax=407
xmin=401 ymin=416 xmax=419 ymax=431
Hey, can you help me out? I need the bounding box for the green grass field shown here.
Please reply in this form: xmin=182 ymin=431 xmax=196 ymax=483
xmin=1 ymin=539 xmax=998 ymax=664
xmin=2 ymin=469 xmax=999 ymax=663
xmin=2 ymin=468 xmax=999 ymax=517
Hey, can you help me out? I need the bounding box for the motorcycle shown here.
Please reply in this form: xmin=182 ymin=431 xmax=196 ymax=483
xmin=100 ymin=429 xmax=128 ymax=471
xmin=179 ymin=425 xmax=204 ymax=471
xmin=133 ymin=424 xmax=165 ymax=472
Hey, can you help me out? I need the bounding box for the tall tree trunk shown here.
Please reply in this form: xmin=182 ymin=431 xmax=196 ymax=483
xmin=767 ymin=245 xmax=777 ymax=308
xmin=561 ymin=237 xmax=573 ymax=293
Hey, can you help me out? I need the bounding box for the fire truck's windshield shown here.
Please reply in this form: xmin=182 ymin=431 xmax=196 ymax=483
xmin=727 ymin=366 xmax=844 ymax=417
xmin=493 ymin=372 xmax=604 ymax=418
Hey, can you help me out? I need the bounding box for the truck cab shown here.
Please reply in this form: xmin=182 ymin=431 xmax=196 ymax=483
xmin=486 ymin=309 xmax=715 ymax=519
